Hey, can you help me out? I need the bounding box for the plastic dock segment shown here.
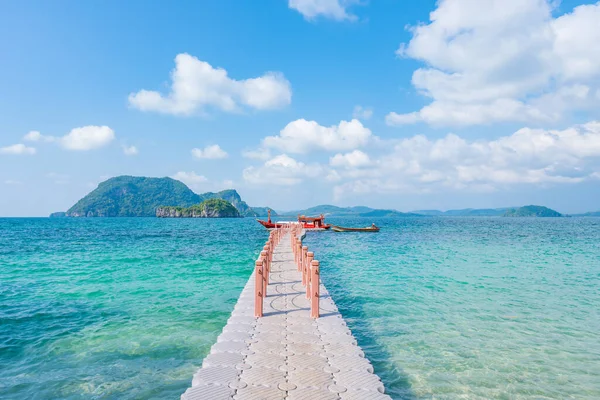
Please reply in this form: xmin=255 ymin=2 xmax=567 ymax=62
xmin=181 ymin=232 xmax=391 ymax=400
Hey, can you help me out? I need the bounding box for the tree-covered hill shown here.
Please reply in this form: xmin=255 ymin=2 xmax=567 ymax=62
xmin=63 ymin=176 xmax=273 ymax=217
xmin=503 ymin=205 xmax=562 ymax=217
xmin=156 ymin=199 xmax=241 ymax=218
xmin=359 ymin=209 xmax=424 ymax=218
xmin=66 ymin=176 xmax=201 ymax=217
xmin=198 ymin=189 xmax=251 ymax=215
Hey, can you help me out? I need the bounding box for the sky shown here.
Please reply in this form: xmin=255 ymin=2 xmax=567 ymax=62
xmin=1 ymin=0 xmax=600 ymax=216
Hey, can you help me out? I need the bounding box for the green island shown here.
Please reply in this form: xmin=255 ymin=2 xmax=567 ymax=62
xmin=502 ymin=205 xmax=563 ymax=217
xmin=156 ymin=199 xmax=241 ymax=218
xmin=62 ymin=176 xmax=271 ymax=217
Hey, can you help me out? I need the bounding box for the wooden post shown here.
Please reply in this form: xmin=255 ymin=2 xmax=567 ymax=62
xmin=296 ymin=239 xmax=302 ymax=271
xmin=305 ymin=253 xmax=312 ymax=299
xmin=261 ymin=249 xmax=269 ymax=295
xmin=310 ymin=260 xmax=320 ymax=318
xmin=262 ymin=246 xmax=270 ymax=273
xmin=290 ymin=228 xmax=294 ymax=249
xmin=254 ymin=259 xmax=264 ymax=317
xmin=305 ymin=251 xmax=313 ymax=289
xmin=301 ymin=246 xmax=308 ymax=285
xmin=293 ymin=236 xmax=297 ymax=264
xmin=268 ymin=239 xmax=273 ymax=267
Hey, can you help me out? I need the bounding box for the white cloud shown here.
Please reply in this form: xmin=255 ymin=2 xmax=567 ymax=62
xmin=171 ymin=171 xmax=209 ymax=188
xmin=122 ymin=145 xmax=138 ymax=156
xmin=4 ymin=180 xmax=23 ymax=185
xmin=389 ymin=0 xmax=600 ymax=126
xmin=242 ymin=147 xmax=272 ymax=161
xmin=385 ymin=112 xmax=420 ymax=125
xmin=552 ymin=2 xmax=600 ymax=80
xmin=60 ymin=126 xmax=115 ymax=151
xmin=128 ymin=53 xmax=292 ymax=115
xmin=0 ymin=144 xmax=36 ymax=155
xmin=24 ymin=131 xmax=55 ymax=142
xmin=288 ymin=0 xmax=356 ymax=21
xmin=22 ymin=126 xmax=115 ymax=151
xmin=263 ymin=118 xmax=373 ymax=154
xmin=330 ymin=150 xmax=371 ymax=168
xmin=333 ymin=121 xmax=600 ymax=197
xmin=352 ymin=105 xmax=373 ymax=120
xmin=243 ymin=154 xmax=323 ymax=185
xmin=191 ymin=144 xmax=228 ymax=159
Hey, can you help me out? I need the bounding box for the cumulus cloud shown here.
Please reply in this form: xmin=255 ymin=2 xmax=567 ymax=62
xmin=128 ymin=53 xmax=292 ymax=116
xmin=352 ymin=105 xmax=373 ymax=120
xmin=60 ymin=126 xmax=115 ymax=150
xmin=263 ymin=119 xmax=372 ymax=154
xmin=22 ymin=126 xmax=115 ymax=151
xmin=330 ymin=150 xmax=371 ymax=168
xmin=288 ymin=0 xmax=356 ymax=21
xmin=0 ymin=144 xmax=36 ymax=155
xmin=191 ymin=144 xmax=228 ymax=159
xmin=333 ymin=121 xmax=600 ymax=197
xmin=171 ymin=171 xmax=209 ymax=188
xmin=385 ymin=112 xmax=420 ymax=125
xmin=243 ymin=154 xmax=323 ymax=185
xmin=24 ymin=131 xmax=55 ymax=142
xmin=388 ymin=0 xmax=600 ymax=126
xmin=122 ymin=145 xmax=138 ymax=156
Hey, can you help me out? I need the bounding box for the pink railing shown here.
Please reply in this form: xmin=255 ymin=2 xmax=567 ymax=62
xmin=254 ymin=224 xmax=284 ymax=317
xmin=254 ymin=224 xmax=320 ymax=318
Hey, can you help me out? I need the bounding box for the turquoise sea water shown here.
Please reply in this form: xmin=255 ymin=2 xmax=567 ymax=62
xmin=1 ymin=217 xmax=599 ymax=399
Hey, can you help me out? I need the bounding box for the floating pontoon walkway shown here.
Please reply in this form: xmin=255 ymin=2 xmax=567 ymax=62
xmin=181 ymin=229 xmax=391 ymax=400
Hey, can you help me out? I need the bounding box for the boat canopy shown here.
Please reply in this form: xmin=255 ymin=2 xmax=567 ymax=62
xmin=298 ymin=214 xmax=326 ymax=222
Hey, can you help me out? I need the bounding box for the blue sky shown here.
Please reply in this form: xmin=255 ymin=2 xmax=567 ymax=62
xmin=2 ymin=0 xmax=600 ymax=216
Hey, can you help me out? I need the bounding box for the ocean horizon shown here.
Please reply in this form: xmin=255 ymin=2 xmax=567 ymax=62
xmin=1 ymin=217 xmax=599 ymax=399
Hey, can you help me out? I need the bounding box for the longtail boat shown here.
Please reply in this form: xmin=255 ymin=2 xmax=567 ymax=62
xmin=257 ymin=210 xmax=331 ymax=230
xmin=331 ymin=224 xmax=380 ymax=232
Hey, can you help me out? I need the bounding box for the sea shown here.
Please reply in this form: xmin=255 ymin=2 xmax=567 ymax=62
xmin=1 ymin=217 xmax=599 ymax=399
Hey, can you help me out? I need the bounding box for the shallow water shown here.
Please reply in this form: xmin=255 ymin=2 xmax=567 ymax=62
xmin=305 ymin=217 xmax=600 ymax=399
xmin=1 ymin=217 xmax=599 ymax=399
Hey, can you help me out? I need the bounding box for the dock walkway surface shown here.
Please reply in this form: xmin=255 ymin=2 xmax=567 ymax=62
xmin=181 ymin=232 xmax=391 ymax=400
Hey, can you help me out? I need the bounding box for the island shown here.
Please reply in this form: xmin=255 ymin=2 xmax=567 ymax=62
xmin=572 ymin=211 xmax=600 ymax=217
xmin=283 ymin=205 xmax=423 ymax=218
xmin=503 ymin=205 xmax=562 ymax=217
xmin=156 ymin=199 xmax=241 ymax=218
xmin=59 ymin=175 xmax=272 ymax=217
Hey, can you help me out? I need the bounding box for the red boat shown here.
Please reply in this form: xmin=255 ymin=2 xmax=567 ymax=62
xmin=257 ymin=210 xmax=331 ymax=230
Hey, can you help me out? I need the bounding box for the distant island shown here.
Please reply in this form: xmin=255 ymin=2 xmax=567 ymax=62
xmin=502 ymin=205 xmax=562 ymax=217
xmin=282 ymin=205 xmax=422 ymax=218
xmin=156 ymin=199 xmax=240 ymax=218
xmin=571 ymin=211 xmax=600 ymax=217
xmin=50 ymin=175 xmax=596 ymax=219
xmin=413 ymin=208 xmax=510 ymax=217
xmin=282 ymin=204 xmax=565 ymax=218
xmin=56 ymin=176 xmax=272 ymax=218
